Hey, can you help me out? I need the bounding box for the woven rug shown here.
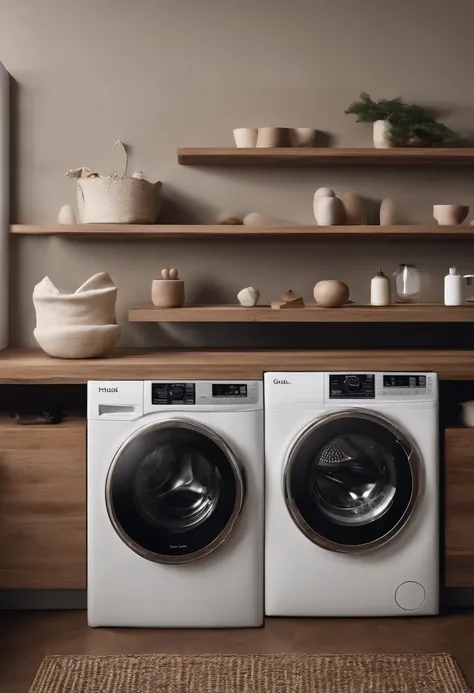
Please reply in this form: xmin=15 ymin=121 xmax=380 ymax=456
xmin=29 ymin=653 xmax=470 ymax=693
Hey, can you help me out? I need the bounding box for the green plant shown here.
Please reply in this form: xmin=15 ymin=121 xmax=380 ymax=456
xmin=345 ymin=92 xmax=459 ymax=145
xmin=390 ymin=120 xmax=459 ymax=145
xmin=344 ymin=92 xmax=422 ymax=124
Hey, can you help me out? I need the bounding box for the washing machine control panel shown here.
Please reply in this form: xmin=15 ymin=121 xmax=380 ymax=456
xmin=152 ymin=382 xmax=196 ymax=405
xmin=150 ymin=381 xmax=261 ymax=406
xmin=329 ymin=374 xmax=375 ymax=398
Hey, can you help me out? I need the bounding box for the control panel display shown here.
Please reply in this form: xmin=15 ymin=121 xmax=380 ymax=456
xmin=212 ymin=384 xmax=248 ymax=398
xmin=383 ymin=375 xmax=427 ymax=389
xmin=152 ymin=383 xmax=195 ymax=405
xmin=330 ymin=374 xmax=375 ymax=399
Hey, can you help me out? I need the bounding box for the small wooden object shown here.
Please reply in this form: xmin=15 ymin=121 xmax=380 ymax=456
xmin=271 ymin=289 xmax=305 ymax=309
xmin=151 ymin=268 xmax=185 ymax=308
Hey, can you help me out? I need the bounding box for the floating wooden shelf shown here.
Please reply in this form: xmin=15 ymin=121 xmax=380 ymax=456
xmin=129 ymin=304 xmax=474 ymax=323
xmin=1 ymin=348 xmax=474 ymax=383
xmin=10 ymin=224 xmax=474 ymax=240
xmin=177 ymin=147 xmax=474 ymax=167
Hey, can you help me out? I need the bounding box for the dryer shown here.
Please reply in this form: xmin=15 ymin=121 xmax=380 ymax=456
xmin=264 ymin=371 xmax=438 ymax=617
xmin=87 ymin=379 xmax=263 ymax=627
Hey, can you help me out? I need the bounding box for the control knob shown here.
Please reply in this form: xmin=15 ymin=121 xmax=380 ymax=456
xmin=344 ymin=376 xmax=361 ymax=393
xmin=169 ymin=385 xmax=185 ymax=400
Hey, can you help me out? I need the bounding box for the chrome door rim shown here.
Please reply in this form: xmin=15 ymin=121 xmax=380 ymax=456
xmin=283 ymin=409 xmax=421 ymax=553
xmin=106 ymin=418 xmax=245 ymax=564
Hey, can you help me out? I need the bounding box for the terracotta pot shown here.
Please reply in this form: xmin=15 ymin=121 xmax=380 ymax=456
xmin=256 ymin=127 xmax=291 ymax=148
xmin=151 ymin=279 xmax=185 ymax=308
xmin=408 ymin=137 xmax=431 ymax=147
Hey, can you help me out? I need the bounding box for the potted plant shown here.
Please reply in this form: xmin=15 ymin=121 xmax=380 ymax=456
xmin=345 ymin=92 xmax=459 ymax=148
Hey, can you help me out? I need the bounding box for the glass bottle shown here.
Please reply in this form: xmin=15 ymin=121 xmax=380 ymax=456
xmin=393 ymin=264 xmax=421 ymax=304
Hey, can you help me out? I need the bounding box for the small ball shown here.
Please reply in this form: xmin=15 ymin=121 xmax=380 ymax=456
xmin=161 ymin=268 xmax=170 ymax=280
xmin=169 ymin=268 xmax=179 ymax=280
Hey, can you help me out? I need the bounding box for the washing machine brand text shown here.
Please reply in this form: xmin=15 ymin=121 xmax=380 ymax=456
xmin=273 ymin=379 xmax=291 ymax=385
xmin=99 ymin=387 xmax=119 ymax=393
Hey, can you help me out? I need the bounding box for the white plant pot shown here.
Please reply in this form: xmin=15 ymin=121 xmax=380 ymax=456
xmin=233 ymin=128 xmax=258 ymax=148
xmin=373 ymin=120 xmax=395 ymax=149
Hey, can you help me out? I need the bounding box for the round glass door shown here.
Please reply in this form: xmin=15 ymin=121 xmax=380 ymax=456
xmin=106 ymin=420 xmax=245 ymax=564
xmin=284 ymin=411 xmax=420 ymax=552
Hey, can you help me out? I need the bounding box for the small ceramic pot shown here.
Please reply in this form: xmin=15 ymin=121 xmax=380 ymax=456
xmin=433 ymin=205 xmax=469 ymax=226
xmin=233 ymin=128 xmax=258 ymax=148
xmin=256 ymin=127 xmax=291 ymax=148
xmin=373 ymin=120 xmax=395 ymax=149
xmin=151 ymin=279 xmax=185 ymax=308
xmin=290 ymin=128 xmax=316 ymax=147
xmin=314 ymin=280 xmax=350 ymax=308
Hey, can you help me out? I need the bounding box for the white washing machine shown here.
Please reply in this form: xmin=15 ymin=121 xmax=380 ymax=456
xmin=265 ymin=371 xmax=439 ymax=617
xmin=87 ymin=379 xmax=263 ymax=627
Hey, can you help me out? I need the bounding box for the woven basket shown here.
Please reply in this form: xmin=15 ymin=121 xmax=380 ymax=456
xmin=75 ymin=142 xmax=162 ymax=224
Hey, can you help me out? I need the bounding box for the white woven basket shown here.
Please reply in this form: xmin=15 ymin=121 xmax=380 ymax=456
xmin=75 ymin=142 xmax=162 ymax=224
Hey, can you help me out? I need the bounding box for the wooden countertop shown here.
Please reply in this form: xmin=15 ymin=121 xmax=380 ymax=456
xmin=0 ymin=348 xmax=472 ymax=383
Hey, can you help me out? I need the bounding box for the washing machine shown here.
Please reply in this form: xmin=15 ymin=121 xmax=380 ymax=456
xmin=264 ymin=371 xmax=439 ymax=617
xmin=87 ymin=379 xmax=263 ymax=627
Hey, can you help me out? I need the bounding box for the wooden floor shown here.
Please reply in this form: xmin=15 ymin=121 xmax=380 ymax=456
xmin=2 ymin=611 xmax=474 ymax=692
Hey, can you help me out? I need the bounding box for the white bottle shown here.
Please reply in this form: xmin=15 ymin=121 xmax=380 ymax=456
xmin=444 ymin=266 xmax=463 ymax=306
xmin=370 ymin=270 xmax=391 ymax=306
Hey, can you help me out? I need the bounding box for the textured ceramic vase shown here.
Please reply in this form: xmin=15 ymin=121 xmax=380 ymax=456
xmin=433 ymin=204 xmax=469 ymax=226
xmin=380 ymin=198 xmax=397 ymax=226
xmin=233 ymin=128 xmax=258 ymax=148
xmin=314 ymin=196 xmax=345 ymax=226
xmin=373 ymin=120 xmax=395 ymax=149
xmin=341 ymin=193 xmax=366 ymax=225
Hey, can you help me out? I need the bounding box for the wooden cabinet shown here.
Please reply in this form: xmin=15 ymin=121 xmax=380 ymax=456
xmin=0 ymin=418 xmax=86 ymax=589
xmin=445 ymin=428 xmax=474 ymax=587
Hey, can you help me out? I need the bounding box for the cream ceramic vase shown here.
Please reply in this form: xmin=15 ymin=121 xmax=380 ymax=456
xmin=373 ymin=120 xmax=395 ymax=149
xmin=314 ymin=196 xmax=345 ymax=226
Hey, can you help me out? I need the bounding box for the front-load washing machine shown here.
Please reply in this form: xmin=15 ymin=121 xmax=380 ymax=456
xmin=265 ymin=371 xmax=438 ymax=617
xmin=87 ymin=379 xmax=263 ymax=627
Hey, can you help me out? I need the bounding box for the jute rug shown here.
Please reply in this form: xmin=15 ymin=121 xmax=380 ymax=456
xmin=29 ymin=653 xmax=471 ymax=693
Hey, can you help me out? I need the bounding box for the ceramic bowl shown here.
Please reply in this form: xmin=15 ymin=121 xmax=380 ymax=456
xmin=433 ymin=204 xmax=469 ymax=226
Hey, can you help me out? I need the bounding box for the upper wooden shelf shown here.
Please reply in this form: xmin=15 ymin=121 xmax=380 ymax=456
xmin=10 ymin=224 xmax=474 ymax=240
xmin=129 ymin=304 xmax=474 ymax=323
xmin=1 ymin=348 xmax=474 ymax=383
xmin=177 ymin=147 xmax=474 ymax=167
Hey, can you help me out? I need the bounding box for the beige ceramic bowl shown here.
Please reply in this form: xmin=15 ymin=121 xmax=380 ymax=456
xmin=433 ymin=204 xmax=469 ymax=226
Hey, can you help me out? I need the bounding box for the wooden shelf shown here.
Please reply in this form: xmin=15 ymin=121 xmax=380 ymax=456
xmin=11 ymin=224 xmax=474 ymax=240
xmin=1 ymin=348 xmax=474 ymax=383
xmin=177 ymin=147 xmax=474 ymax=167
xmin=129 ymin=304 xmax=474 ymax=324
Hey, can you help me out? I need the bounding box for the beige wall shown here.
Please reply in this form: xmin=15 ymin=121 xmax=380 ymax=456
xmin=1 ymin=0 xmax=474 ymax=347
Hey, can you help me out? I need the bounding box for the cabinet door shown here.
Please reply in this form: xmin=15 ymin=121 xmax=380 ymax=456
xmin=445 ymin=428 xmax=474 ymax=587
xmin=0 ymin=419 xmax=86 ymax=589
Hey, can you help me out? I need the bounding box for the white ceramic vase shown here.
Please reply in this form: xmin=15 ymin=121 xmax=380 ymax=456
xmin=373 ymin=120 xmax=395 ymax=149
xmin=314 ymin=197 xmax=345 ymax=226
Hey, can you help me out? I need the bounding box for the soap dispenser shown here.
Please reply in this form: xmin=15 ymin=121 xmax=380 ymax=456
xmin=444 ymin=266 xmax=463 ymax=306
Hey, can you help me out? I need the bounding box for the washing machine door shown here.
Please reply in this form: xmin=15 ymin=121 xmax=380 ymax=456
xmin=284 ymin=410 xmax=421 ymax=553
xmin=106 ymin=419 xmax=245 ymax=564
